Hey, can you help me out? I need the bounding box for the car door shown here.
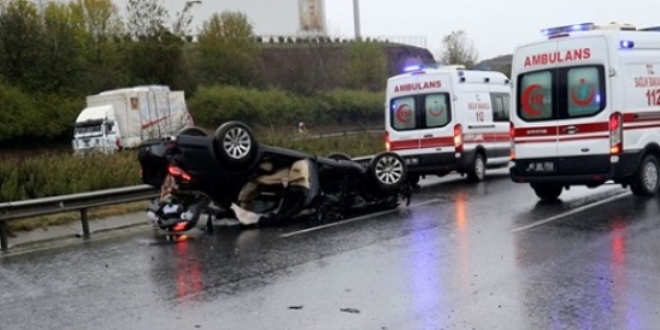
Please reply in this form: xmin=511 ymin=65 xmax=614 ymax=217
xmin=388 ymin=94 xmax=420 ymax=155
xmin=488 ymin=92 xmax=512 ymax=161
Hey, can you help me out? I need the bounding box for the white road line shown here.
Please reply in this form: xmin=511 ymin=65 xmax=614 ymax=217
xmin=280 ymin=198 xmax=442 ymax=238
xmin=510 ymin=191 xmax=631 ymax=233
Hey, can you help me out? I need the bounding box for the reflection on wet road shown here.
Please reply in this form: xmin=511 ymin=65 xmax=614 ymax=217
xmin=2 ymin=169 xmax=660 ymax=329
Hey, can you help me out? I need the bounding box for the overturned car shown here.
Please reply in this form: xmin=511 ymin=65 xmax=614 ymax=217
xmin=138 ymin=121 xmax=413 ymax=233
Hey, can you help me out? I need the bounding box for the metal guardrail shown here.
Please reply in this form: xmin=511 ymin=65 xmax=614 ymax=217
xmin=294 ymin=129 xmax=384 ymax=141
xmin=0 ymin=185 xmax=159 ymax=252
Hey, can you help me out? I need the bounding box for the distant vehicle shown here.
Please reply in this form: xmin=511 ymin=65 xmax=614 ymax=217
xmin=384 ymin=64 xmax=512 ymax=186
xmin=138 ymin=121 xmax=413 ymax=233
xmin=72 ymin=85 xmax=193 ymax=154
xmin=510 ymin=22 xmax=660 ymax=200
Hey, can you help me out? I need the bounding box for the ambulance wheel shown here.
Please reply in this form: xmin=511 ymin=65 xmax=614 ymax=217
xmin=466 ymin=152 xmax=486 ymax=182
xmin=531 ymin=183 xmax=562 ymax=201
xmin=630 ymin=154 xmax=660 ymax=196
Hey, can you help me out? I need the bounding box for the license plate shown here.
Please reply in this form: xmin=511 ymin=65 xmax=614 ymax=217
xmin=525 ymin=161 xmax=555 ymax=173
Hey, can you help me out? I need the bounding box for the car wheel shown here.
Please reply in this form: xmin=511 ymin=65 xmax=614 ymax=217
xmin=326 ymin=152 xmax=352 ymax=161
xmin=369 ymin=152 xmax=407 ymax=192
xmin=466 ymin=152 xmax=486 ymax=182
xmin=213 ymin=121 xmax=258 ymax=168
xmin=177 ymin=126 xmax=208 ymax=137
xmin=631 ymin=154 xmax=660 ymax=196
xmin=531 ymin=183 xmax=563 ymax=201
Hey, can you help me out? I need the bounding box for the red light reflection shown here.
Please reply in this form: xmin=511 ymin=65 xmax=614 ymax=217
xmin=175 ymin=239 xmax=203 ymax=306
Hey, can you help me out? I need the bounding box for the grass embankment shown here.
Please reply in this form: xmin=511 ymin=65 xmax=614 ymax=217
xmin=1 ymin=131 xmax=384 ymax=233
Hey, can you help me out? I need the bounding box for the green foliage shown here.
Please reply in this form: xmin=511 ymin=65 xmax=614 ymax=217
xmin=0 ymin=0 xmax=400 ymax=150
xmin=0 ymin=81 xmax=83 ymax=142
xmin=438 ymin=30 xmax=479 ymax=68
xmin=0 ymin=151 xmax=141 ymax=203
xmin=194 ymin=11 xmax=258 ymax=87
xmin=0 ymin=0 xmax=43 ymax=91
xmin=39 ymin=1 xmax=88 ymax=94
xmin=189 ymin=85 xmax=385 ymax=128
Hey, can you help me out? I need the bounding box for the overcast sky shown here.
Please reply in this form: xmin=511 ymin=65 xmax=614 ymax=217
xmin=116 ymin=0 xmax=657 ymax=61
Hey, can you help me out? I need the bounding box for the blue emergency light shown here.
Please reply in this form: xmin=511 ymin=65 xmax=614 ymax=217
xmin=403 ymin=65 xmax=422 ymax=72
xmin=541 ymin=23 xmax=596 ymax=37
xmin=620 ymin=40 xmax=635 ymax=49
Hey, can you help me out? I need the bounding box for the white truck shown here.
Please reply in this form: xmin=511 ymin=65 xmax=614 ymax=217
xmin=72 ymin=85 xmax=194 ymax=154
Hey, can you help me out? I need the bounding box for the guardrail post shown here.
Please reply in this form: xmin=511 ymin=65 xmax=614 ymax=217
xmin=80 ymin=208 xmax=90 ymax=238
xmin=0 ymin=222 xmax=8 ymax=252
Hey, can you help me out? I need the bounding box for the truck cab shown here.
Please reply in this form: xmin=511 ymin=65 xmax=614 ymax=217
xmin=72 ymin=105 xmax=122 ymax=154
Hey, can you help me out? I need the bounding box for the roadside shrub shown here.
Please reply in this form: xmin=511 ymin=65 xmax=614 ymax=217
xmin=0 ymin=151 xmax=141 ymax=203
xmin=0 ymin=80 xmax=84 ymax=145
xmin=189 ymin=85 xmax=385 ymax=129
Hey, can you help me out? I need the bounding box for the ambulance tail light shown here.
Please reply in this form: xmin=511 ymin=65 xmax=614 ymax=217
xmin=454 ymin=124 xmax=463 ymax=153
xmin=609 ymin=112 xmax=623 ymax=155
xmin=385 ymin=131 xmax=390 ymax=151
xmin=509 ymin=121 xmax=516 ymax=160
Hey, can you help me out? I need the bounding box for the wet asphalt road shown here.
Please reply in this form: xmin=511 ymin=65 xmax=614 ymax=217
xmin=2 ymin=169 xmax=660 ymax=330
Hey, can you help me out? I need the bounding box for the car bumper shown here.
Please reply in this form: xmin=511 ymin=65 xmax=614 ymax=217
xmin=510 ymin=152 xmax=640 ymax=185
xmin=401 ymin=149 xmax=478 ymax=174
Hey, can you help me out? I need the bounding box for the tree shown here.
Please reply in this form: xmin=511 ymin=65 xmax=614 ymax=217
xmin=125 ymin=0 xmax=169 ymax=37
xmin=38 ymin=1 xmax=87 ymax=94
xmin=193 ymin=11 xmax=258 ymax=87
xmin=70 ymin=0 xmax=128 ymax=93
xmin=343 ymin=41 xmax=388 ymax=91
xmin=0 ymin=0 xmax=44 ymax=91
xmin=124 ymin=0 xmax=187 ymax=90
xmin=438 ymin=30 xmax=479 ymax=68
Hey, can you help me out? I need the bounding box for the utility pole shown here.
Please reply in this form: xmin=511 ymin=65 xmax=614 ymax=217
xmin=353 ymin=0 xmax=361 ymax=40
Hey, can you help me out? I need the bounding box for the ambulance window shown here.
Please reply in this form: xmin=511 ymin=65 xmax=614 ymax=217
xmin=519 ymin=71 xmax=553 ymax=121
xmin=491 ymin=93 xmax=510 ymax=122
xmin=567 ymin=67 xmax=603 ymax=117
xmin=424 ymin=94 xmax=450 ymax=128
xmin=391 ymin=97 xmax=416 ymax=130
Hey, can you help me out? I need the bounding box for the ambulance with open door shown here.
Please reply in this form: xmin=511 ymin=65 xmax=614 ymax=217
xmin=385 ymin=65 xmax=512 ymax=186
xmin=510 ymin=22 xmax=660 ymax=200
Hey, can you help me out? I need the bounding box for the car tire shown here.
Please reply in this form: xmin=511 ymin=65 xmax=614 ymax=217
xmin=177 ymin=126 xmax=208 ymax=137
xmin=368 ymin=151 xmax=407 ymax=192
xmin=326 ymin=152 xmax=352 ymax=161
xmin=531 ymin=183 xmax=563 ymax=201
xmin=466 ymin=152 xmax=486 ymax=182
xmin=407 ymin=173 xmax=421 ymax=186
xmin=213 ymin=121 xmax=258 ymax=168
xmin=630 ymin=154 xmax=660 ymax=196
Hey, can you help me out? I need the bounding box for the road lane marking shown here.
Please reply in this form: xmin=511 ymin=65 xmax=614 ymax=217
xmin=280 ymin=198 xmax=442 ymax=238
xmin=510 ymin=191 xmax=631 ymax=233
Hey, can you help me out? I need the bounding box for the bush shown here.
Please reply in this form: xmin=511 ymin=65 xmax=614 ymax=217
xmin=0 ymin=151 xmax=141 ymax=203
xmin=0 ymin=80 xmax=84 ymax=145
xmin=189 ymin=85 xmax=385 ymax=129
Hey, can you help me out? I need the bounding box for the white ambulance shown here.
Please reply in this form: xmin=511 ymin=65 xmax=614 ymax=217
xmin=510 ymin=22 xmax=660 ymax=200
xmin=385 ymin=65 xmax=512 ymax=185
